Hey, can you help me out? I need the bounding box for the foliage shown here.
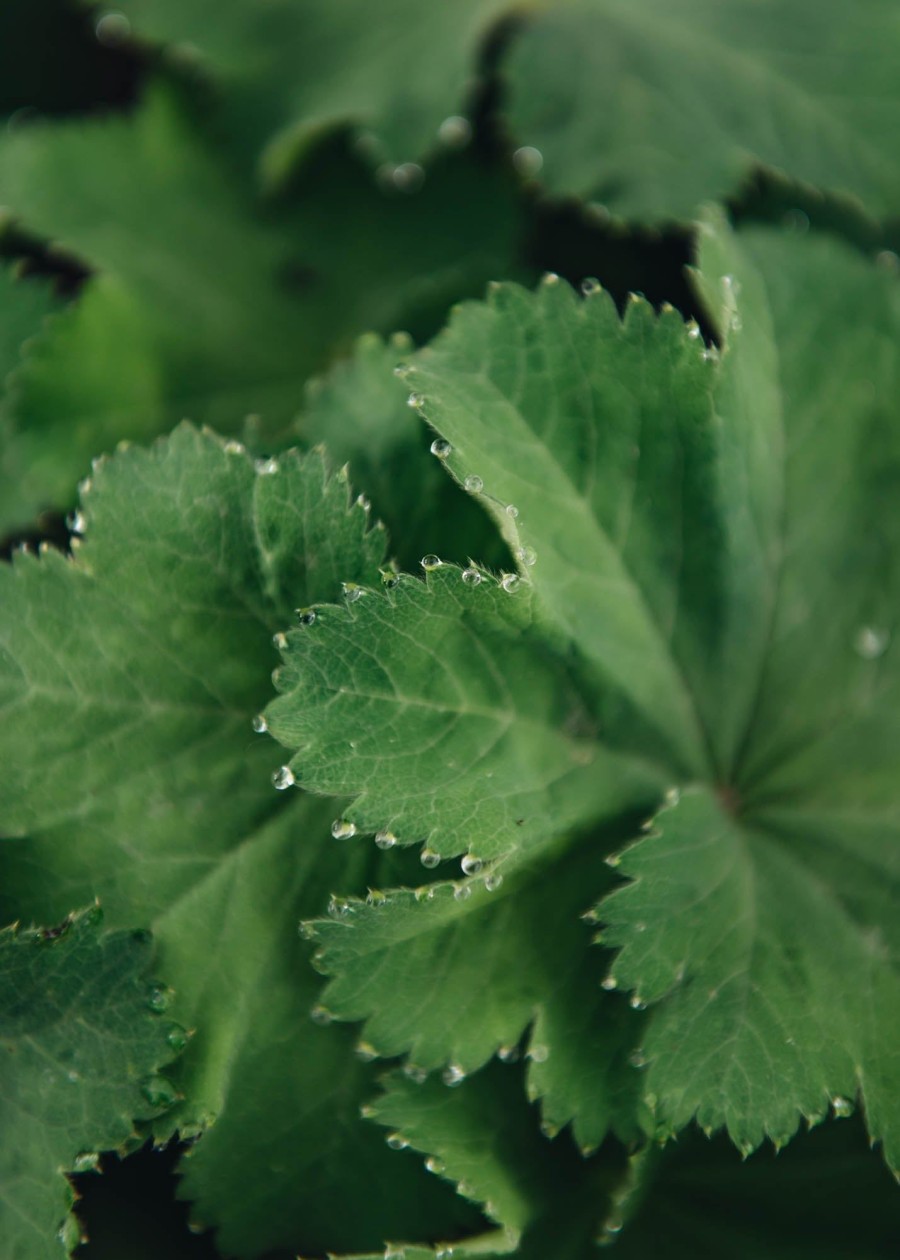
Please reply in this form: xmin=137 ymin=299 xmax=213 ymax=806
xmin=1 ymin=2 xmax=899 ymax=1257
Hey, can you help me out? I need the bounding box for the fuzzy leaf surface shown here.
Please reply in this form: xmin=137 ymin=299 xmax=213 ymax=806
xmin=0 ymin=427 xmax=478 ymax=1256
xmin=309 ymin=833 xmax=647 ymax=1153
xmin=0 ymin=907 xmax=180 ymax=1260
xmin=504 ymin=0 xmax=900 ymax=221
xmin=266 ymin=563 xmax=657 ymax=865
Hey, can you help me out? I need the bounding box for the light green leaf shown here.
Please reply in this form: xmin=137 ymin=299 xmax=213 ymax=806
xmin=0 ymin=906 xmax=181 ymax=1259
xmin=0 ymin=79 xmax=526 ymax=527
xmin=503 ymin=0 xmax=900 ymax=222
xmin=0 ymin=426 xmax=478 ymax=1256
xmin=309 ymin=831 xmax=648 ymax=1152
xmin=266 ymin=562 xmax=658 ymax=867
xmin=405 ymin=233 xmax=781 ymax=779
xmin=105 ymin=0 xmax=510 ymax=176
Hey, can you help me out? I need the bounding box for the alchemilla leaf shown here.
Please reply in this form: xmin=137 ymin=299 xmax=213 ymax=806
xmin=0 ymin=906 xmax=181 ymax=1259
xmin=0 ymin=426 xmax=478 ymax=1256
xmin=268 ymin=212 xmax=900 ymax=1172
xmin=504 ymin=0 xmax=900 ymax=222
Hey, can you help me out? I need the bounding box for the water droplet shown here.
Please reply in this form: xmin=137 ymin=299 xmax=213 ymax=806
xmin=403 ymin=1063 xmax=428 ymax=1084
xmin=66 ymin=510 xmax=86 ymax=534
xmin=375 ymin=828 xmax=397 ymax=849
xmin=255 ymin=457 xmax=279 ymax=475
xmin=343 ymin=583 xmax=365 ymax=604
xmin=57 ymin=1217 xmax=84 ymax=1251
xmin=356 ymin=493 xmax=371 ymax=511
xmin=513 ymin=145 xmax=544 ymax=177
xmin=505 ymin=503 xmax=519 ymax=518
xmin=832 ymin=1095 xmax=854 ymax=1118
xmin=453 ymin=883 xmax=472 ymax=901
xmin=356 ymin=1041 xmax=378 ymax=1061
xmin=425 ymin=1155 xmax=445 ymax=1174
xmin=272 ymin=766 xmax=295 ymax=790
xmin=461 ymin=567 xmax=483 ymax=586
xmin=581 ymin=277 xmax=602 ymax=296
xmin=527 ymin=1043 xmax=549 ymax=1063
xmin=601 ymin=976 xmax=617 ymax=991
xmin=497 ymin=1044 xmax=519 ymax=1063
xmin=430 ymin=438 xmax=452 ymax=459
xmin=635 ymin=921 xmax=647 ymax=933
xmin=687 ymin=322 xmax=701 ymax=340
xmin=604 ymin=853 xmax=621 ymax=868
xmin=141 ymin=1077 xmax=178 ymax=1109
xmin=420 ymin=847 xmax=440 ymax=869
xmin=517 ymin=546 xmax=536 ymax=566
xmin=500 ymin=573 xmax=520 ymax=593
xmin=484 ymin=871 xmax=503 ymax=891
xmin=384 ymin=1246 xmax=407 ymax=1260
xmin=782 ymin=208 xmax=810 ymax=234
xmin=95 ymin=11 xmax=131 ymax=44
xmin=147 ymin=986 xmax=171 ymax=1014
xmin=166 ymin=1024 xmax=190 ymax=1052
xmin=366 ymin=888 xmax=387 ymax=906
xmin=223 ymin=439 xmax=245 ymax=455
xmin=435 ymin=1248 xmax=456 ymax=1260
xmin=876 ymin=249 xmax=899 ymax=272
xmin=664 ymin=786 xmax=681 ymax=806
xmin=439 ymin=114 xmax=472 ymax=147
xmin=628 ymin=1049 xmax=648 ymax=1069
xmin=73 ymin=1151 xmax=100 ymax=1174
xmin=272 ymin=631 xmax=288 ymax=651
xmin=442 ymin=1063 xmax=465 ymax=1087
xmin=420 ymin=554 xmax=442 ymax=571
xmin=296 ymin=608 xmax=317 ymax=626
xmin=854 ymin=625 xmax=890 ymax=659
xmin=332 ymin=819 xmax=357 ymax=840
xmin=393 ymin=362 xmax=412 ymax=378
xmin=407 ymin=392 xmax=425 ymax=409
xmin=251 ymin=713 xmax=268 ymax=734
xmin=464 ymin=474 xmax=483 ymax=494
xmin=386 ymin=1132 xmax=409 ymax=1150
xmin=629 ymin=994 xmax=647 ymax=1011
xmin=310 ymin=1004 xmax=334 ymax=1026
xmin=460 ymin=853 xmax=483 ymax=876
xmin=392 ymin=162 xmax=424 ymax=193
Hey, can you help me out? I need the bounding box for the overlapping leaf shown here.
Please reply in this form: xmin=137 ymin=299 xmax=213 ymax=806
xmin=503 ymin=0 xmax=900 ymax=221
xmin=104 ymin=0 xmax=510 ymax=176
xmin=0 ymin=907 xmax=182 ymax=1259
xmin=269 ymin=213 xmax=900 ymax=1173
xmin=0 ymin=79 xmax=526 ymax=530
xmin=0 ymin=426 xmax=480 ymax=1256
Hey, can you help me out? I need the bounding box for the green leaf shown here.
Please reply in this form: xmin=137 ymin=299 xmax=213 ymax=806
xmin=309 ymin=830 xmax=648 ymax=1153
xmin=0 ymin=426 xmax=478 ymax=1256
xmin=266 ymin=563 xmax=658 ymax=867
xmin=503 ymin=0 xmax=900 ymax=222
xmin=105 ymin=0 xmax=510 ymax=175
xmin=0 ymin=80 xmax=526 ymax=527
xmin=272 ymin=213 xmax=900 ymax=1169
xmin=367 ymin=1061 xmax=631 ymax=1259
xmin=298 ymin=332 xmax=510 ymax=573
xmin=0 ymin=906 xmax=181 ymax=1259
xmin=594 ymin=222 xmax=900 ymax=1165
xmin=405 ymin=242 xmax=780 ymax=780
